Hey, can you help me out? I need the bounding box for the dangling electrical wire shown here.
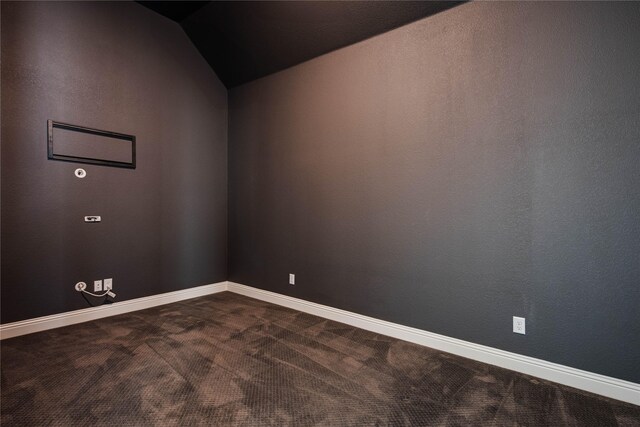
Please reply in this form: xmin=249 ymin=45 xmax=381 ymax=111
xmin=75 ymin=282 xmax=116 ymax=307
xmin=81 ymin=289 xmax=111 ymax=298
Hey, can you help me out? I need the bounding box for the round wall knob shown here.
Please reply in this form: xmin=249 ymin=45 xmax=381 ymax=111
xmin=74 ymin=168 xmax=87 ymax=178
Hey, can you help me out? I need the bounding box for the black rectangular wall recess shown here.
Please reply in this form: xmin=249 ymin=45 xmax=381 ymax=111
xmin=47 ymin=120 xmax=136 ymax=169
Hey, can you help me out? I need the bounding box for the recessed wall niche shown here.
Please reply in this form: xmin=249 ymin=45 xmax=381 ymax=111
xmin=47 ymin=120 xmax=136 ymax=169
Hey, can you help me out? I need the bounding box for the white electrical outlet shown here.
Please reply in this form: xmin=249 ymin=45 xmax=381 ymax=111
xmin=513 ymin=316 xmax=526 ymax=334
xmin=289 ymin=274 xmax=295 ymax=285
xmin=94 ymin=280 xmax=103 ymax=292
xmin=104 ymin=278 xmax=113 ymax=290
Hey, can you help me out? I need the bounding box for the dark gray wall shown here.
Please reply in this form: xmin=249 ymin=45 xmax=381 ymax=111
xmin=1 ymin=1 xmax=228 ymax=323
xmin=179 ymin=1 xmax=461 ymax=87
xmin=229 ymin=2 xmax=640 ymax=383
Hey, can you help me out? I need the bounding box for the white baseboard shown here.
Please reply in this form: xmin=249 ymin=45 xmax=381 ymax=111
xmin=0 ymin=281 xmax=229 ymax=340
xmin=2 ymin=280 xmax=637 ymax=405
xmin=227 ymin=282 xmax=640 ymax=406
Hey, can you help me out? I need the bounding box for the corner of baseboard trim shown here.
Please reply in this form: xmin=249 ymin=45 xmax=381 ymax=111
xmin=226 ymin=282 xmax=640 ymax=406
xmin=0 ymin=281 xmax=229 ymax=340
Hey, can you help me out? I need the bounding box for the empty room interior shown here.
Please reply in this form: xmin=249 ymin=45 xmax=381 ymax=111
xmin=1 ymin=1 xmax=639 ymax=425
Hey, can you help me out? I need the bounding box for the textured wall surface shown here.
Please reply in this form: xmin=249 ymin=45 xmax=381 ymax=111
xmin=1 ymin=1 xmax=228 ymax=323
xmin=229 ymin=2 xmax=640 ymax=382
xmin=180 ymin=1 xmax=461 ymax=87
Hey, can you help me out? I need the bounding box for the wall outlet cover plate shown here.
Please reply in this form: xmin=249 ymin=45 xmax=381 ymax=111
xmin=513 ymin=316 xmax=526 ymax=334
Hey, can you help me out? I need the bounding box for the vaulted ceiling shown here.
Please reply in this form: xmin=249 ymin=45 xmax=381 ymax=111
xmin=139 ymin=1 xmax=462 ymax=88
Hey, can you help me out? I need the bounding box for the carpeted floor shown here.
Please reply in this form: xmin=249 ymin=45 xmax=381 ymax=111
xmin=1 ymin=292 xmax=638 ymax=426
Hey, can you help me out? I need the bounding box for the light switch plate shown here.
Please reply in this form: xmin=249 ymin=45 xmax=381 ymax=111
xmin=94 ymin=280 xmax=103 ymax=292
